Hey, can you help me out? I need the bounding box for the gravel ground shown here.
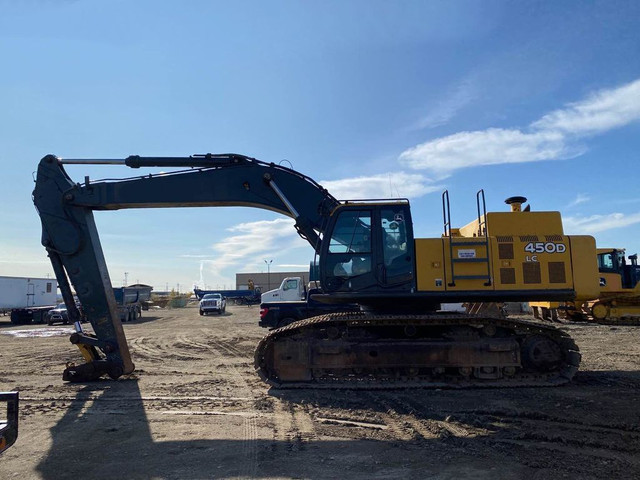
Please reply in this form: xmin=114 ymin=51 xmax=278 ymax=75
xmin=0 ymin=304 xmax=639 ymax=480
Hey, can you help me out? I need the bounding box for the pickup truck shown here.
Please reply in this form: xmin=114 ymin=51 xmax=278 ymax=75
xmin=259 ymin=288 xmax=359 ymax=329
xmin=199 ymin=293 xmax=227 ymax=315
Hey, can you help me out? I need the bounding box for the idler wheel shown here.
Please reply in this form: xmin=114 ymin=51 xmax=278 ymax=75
xmin=521 ymin=335 xmax=563 ymax=371
xmin=591 ymin=302 xmax=609 ymax=321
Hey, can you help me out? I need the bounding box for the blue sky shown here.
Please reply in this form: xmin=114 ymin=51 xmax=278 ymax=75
xmin=1 ymin=1 xmax=639 ymax=292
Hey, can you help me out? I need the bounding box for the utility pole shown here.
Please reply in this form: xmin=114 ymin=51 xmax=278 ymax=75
xmin=264 ymin=259 xmax=273 ymax=291
xmin=124 ymin=272 xmax=129 ymax=287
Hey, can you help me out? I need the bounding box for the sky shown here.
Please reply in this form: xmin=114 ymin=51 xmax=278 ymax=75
xmin=1 ymin=1 xmax=640 ymax=293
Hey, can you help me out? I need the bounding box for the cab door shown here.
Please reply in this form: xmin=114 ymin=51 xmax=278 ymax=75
xmin=377 ymin=205 xmax=415 ymax=290
xmin=320 ymin=204 xmax=415 ymax=293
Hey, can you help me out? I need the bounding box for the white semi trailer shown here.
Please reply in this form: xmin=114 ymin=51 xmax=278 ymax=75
xmin=0 ymin=276 xmax=58 ymax=324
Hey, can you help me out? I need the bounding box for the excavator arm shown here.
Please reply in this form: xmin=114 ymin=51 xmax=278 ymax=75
xmin=33 ymin=153 xmax=339 ymax=381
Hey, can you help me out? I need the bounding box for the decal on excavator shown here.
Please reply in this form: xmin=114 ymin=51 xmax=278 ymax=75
xmin=524 ymin=242 xmax=567 ymax=254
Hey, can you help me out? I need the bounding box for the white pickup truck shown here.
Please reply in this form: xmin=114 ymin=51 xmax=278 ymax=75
xmin=199 ymin=293 xmax=227 ymax=315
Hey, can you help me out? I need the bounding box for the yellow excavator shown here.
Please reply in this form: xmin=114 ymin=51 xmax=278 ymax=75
xmin=532 ymin=248 xmax=640 ymax=324
xmin=33 ymin=154 xmax=600 ymax=388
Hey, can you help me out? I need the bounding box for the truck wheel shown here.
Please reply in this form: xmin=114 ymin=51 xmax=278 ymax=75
xmin=199 ymin=310 xmax=204 ymax=316
xmin=278 ymin=317 xmax=297 ymax=328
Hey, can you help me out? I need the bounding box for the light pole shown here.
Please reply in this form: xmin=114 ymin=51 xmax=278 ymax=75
xmin=264 ymin=259 xmax=273 ymax=291
xmin=124 ymin=272 xmax=129 ymax=287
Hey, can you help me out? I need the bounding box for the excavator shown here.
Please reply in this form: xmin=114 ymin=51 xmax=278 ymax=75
xmin=531 ymin=248 xmax=640 ymax=324
xmin=33 ymin=153 xmax=600 ymax=388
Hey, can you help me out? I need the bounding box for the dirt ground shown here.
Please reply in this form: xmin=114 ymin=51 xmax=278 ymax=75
xmin=0 ymin=304 xmax=639 ymax=480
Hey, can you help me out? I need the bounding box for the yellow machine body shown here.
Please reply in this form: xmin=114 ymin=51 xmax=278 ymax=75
xmin=415 ymin=209 xmax=600 ymax=302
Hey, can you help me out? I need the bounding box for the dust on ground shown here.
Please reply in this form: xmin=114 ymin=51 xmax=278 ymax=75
xmin=0 ymin=305 xmax=638 ymax=479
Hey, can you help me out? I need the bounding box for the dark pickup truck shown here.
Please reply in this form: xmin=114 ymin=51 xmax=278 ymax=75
xmin=259 ymin=288 xmax=359 ymax=329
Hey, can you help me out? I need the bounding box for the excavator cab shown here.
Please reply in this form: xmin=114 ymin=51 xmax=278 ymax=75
xmin=0 ymin=392 xmax=19 ymax=453
xmin=319 ymin=201 xmax=415 ymax=296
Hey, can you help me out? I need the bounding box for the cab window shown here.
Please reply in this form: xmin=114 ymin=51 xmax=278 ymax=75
xmin=283 ymin=279 xmax=298 ymax=291
xmin=598 ymin=252 xmax=616 ymax=271
xmin=328 ymin=210 xmax=372 ymax=278
xmin=381 ymin=209 xmax=408 ymax=267
xmin=329 ymin=210 xmax=371 ymax=254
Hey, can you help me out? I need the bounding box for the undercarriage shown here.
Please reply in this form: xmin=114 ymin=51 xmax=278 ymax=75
xmin=255 ymin=313 xmax=581 ymax=388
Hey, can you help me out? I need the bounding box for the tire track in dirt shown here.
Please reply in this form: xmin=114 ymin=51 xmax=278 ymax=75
xmin=384 ymin=393 xmax=486 ymax=442
xmin=192 ymin=329 xmax=262 ymax=477
xmin=241 ymin=413 xmax=259 ymax=478
xmin=270 ymin=397 xmax=318 ymax=451
xmin=359 ymin=392 xmax=422 ymax=441
xmin=395 ymin=392 xmax=640 ymax=468
xmin=458 ymin=409 xmax=640 ymax=462
xmin=130 ymin=336 xmax=202 ymax=362
xmin=133 ymin=324 xmax=263 ymax=477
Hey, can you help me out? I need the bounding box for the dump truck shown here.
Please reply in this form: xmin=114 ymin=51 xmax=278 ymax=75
xmin=113 ymin=284 xmax=153 ymax=322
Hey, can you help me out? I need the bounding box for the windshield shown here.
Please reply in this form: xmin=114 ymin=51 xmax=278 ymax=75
xmin=202 ymin=294 xmax=222 ymax=300
xmin=56 ymin=303 xmax=67 ymax=309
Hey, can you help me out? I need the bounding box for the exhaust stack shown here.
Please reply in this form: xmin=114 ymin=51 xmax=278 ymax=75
xmin=505 ymin=196 xmax=528 ymax=212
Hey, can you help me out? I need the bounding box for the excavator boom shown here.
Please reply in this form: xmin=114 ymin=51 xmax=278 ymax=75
xmin=33 ymin=153 xmax=339 ymax=381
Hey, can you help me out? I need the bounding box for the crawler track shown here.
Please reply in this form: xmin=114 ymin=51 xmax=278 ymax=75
xmin=254 ymin=313 xmax=581 ymax=389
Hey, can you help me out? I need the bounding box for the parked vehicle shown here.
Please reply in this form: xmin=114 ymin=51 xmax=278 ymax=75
xmin=260 ymin=277 xmax=306 ymax=303
xmin=1 ymin=276 xmax=58 ymax=324
xmin=194 ymin=287 xmax=261 ymax=305
xmin=259 ymin=288 xmax=359 ymax=329
xmin=199 ymin=293 xmax=227 ymax=315
xmin=46 ymin=303 xmax=71 ymax=325
xmin=114 ymin=284 xmax=153 ymax=322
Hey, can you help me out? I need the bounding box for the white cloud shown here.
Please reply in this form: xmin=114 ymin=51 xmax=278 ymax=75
xmin=400 ymin=78 xmax=640 ymax=174
xmin=563 ymin=212 xmax=640 ymax=234
xmin=321 ymin=172 xmax=442 ymax=199
xmin=197 ymin=218 xmax=310 ymax=287
xmin=532 ymin=79 xmax=640 ymax=135
xmin=567 ymin=193 xmax=590 ymax=208
xmin=399 ymin=128 xmax=580 ymax=175
xmin=211 ymin=218 xmax=307 ymax=267
xmin=413 ymin=80 xmax=477 ymax=129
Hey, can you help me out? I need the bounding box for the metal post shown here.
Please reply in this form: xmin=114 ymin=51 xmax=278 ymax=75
xmin=264 ymin=259 xmax=273 ymax=291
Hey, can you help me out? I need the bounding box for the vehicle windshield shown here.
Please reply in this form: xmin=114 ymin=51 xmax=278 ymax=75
xmin=55 ymin=303 xmax=67 ymax=309
xmin=202 ymin=294 xmax=222 ymax=300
